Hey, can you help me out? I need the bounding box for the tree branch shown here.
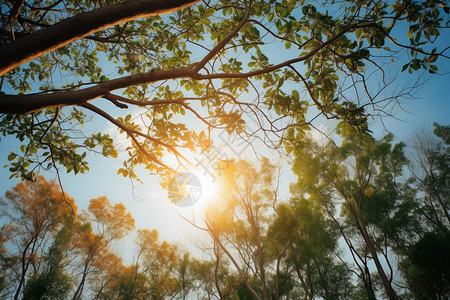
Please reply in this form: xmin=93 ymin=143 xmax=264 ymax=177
xmin=205 ymin=219 xmax=263 ymax=300
xmin=79 ymin=102 xmax=177 ymax=173
xmin=0 ymin=21 xmax=374 ymax=114
xmin=0 ymin=68 xmax=194 ymax=113
xmin=0 ymin=0 xmax=200 ymax=76
xmin=193 ymin=4 xmax=250 ymax=73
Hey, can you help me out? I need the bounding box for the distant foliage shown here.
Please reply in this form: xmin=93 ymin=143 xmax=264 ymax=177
xmin=0 ymin=126 xmax=449 ymax=299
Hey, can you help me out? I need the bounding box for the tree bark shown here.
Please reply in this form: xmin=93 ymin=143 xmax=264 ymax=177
xmin=205 ymin=220 xmax=263 ymax=300
xmin=356 ymin=206 xmax=399 ymax=300
xmin=14 ymin=237 xmax=37 ymax=300
xmin=0 ymin=0 xmax=200 ymax=76
xmin=0 ymin=68 xmax=194 ymax=113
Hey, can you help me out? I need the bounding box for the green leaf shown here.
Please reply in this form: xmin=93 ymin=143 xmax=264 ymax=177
xmin=429 ymin=55 xmax=438 ymax=63
xmin=292 ymin=90 xmax=300 ymax=101
xmin=401 ymin=63 xmax=409 ymax=72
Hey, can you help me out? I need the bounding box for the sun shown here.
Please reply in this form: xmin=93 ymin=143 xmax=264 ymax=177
xmin=193 ymin=170 xmax=219 ymax=204
xmin=160 ymin=150 xmax=227 ymax=211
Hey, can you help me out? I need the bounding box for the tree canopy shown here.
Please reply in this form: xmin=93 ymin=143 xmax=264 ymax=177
xmin=1 ymin=0 xmax=448 ymax=183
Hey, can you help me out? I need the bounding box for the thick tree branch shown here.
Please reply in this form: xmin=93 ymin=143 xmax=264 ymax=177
xmin=0 ymin=0 xmax=200 ymax=76
xmin=0 ymin=68 xmax=195 ymax=113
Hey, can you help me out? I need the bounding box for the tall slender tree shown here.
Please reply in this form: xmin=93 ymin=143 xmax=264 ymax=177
xmin=0 ymin=176 xmax=75 ymax=300
xmin=203 ymin=158 xmax=295 ymax=300
xmin=292 ymin=132 xmax=421 ymax=299
xmin=399 ymin=123 xmax=450 ymax=299
xmin=22 ymin=220 xmax=73 ymax=300
xmin=70 ymin=196 xmax=135 ymax=300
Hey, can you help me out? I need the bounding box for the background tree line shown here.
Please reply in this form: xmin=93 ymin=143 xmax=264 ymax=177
xmin=1 ymin=123 xmax=448 ymax=299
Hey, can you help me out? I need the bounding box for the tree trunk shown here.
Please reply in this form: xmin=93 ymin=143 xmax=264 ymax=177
xmin=72 ymin=264 xmax=89 ymax=300
xmin=205 ymin=220 xmax=262 ymax=300
xmin=356 ymin=207 xmax=399 ymax=300
xmin=14 ymin=237 xmax=37 ymax=300
xmin=0 ymin=0 xmax=200 ymax=76
xmin=250 ymin=218 xmax=270 ymax=300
